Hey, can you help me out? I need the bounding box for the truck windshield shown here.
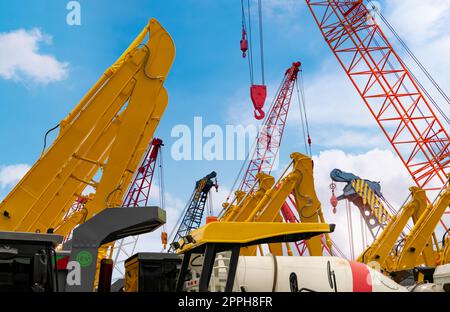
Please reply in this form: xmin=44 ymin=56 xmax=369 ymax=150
xmin=0 ymin=256 xmax=34 ymax=292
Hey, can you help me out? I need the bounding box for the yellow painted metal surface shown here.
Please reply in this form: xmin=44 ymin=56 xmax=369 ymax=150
xmin=351 ymin=179 xmax=390 ymax=224
xmin=176 ymin=222 xmax=332 ymax=253
xmin=357 ymin=187 xmax=427 ymax=269
xmin=290 ymin=153 xmax=329 ymax=256
xmin=233 ymin=173 xmax=275 ymax=222
xmin=441 ymin=239 xmax=450 ymax=264
xmin=219 ymin=153 xmax=331 ymax=257
xmin=0 ymin=19 xmax=175 ymax=238
xmin=124 ymin=256 xmax=139 ymax=292
xmin=393 ymin=186 xmax=450 ymax=271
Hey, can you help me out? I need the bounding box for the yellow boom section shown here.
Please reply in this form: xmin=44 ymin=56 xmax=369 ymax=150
xmin=0 ymin=19 xmax=175 ymax=236
xmin=393 ymin=182 xmax=450 ymax=271
xmin=358 ymin=187 xmax=427 ymax=269
xmin=220 ymin=152 xmax=331 ymax=257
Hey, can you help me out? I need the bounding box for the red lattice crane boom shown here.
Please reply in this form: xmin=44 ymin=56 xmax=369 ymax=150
xmin=123 ymin=138 xmax=163 ymax=208
xmin=111 ymin=138 xmax=164 ymax=280
xmin=239 ymin=62 xmax=301 ymax=193
xmin=305 ymin=0 xmax=450 ymax=230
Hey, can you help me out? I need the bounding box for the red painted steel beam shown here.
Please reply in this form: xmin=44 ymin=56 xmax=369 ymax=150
xmin=305 ymin=0 xmax=450 ymax=231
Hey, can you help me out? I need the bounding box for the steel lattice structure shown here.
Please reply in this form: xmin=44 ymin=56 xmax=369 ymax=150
xmin=306 ymin=1 xmax=450 ymax=219
xmin=112 ymin=138 xmax=163 ymax=279
xmin=240 ymin=62 xmax=301 ymax=193
xmin=123 ymin=138 xmax=163 ymax=208
xmin=236 ymin=61 xmax=340 ymax=256
xmin=169 ymin=172 xmax=217 ymax=252
xmin=276 ymin=0 xmax=450 ymax=257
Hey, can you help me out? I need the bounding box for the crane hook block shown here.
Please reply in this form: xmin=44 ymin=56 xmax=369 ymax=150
xmin=240 ymin=29 xmax=248 ymax=58
xmin=251 ymin=84 xmax=267 ymax=120
xmin=330 ymin=194 xmax=338 ymax=214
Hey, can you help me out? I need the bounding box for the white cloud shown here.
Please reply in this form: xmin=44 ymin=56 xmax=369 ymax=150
xmin=289 ymin=61 xmax=373 ymax=128
xmin=0 ymin=28 xmax=69 ymax=84
xmin=381 ymin=0 xmax=450 ymax=119
xmin=224 ymin=87 xmax=257 ymax=126
xmin=314 ymin=129 xmax=387 ymax=149
xmin=225 ymin=64 xmax=381 ymax=150
xmin=0 ymin=164 xmax=30 ymax=188
xmin=383 ymin=0 xmax=450 ymax=45
xmin=263 ymin=0 xmax=303 ymax=20
xmin=283 ymin=0 xmax=450 ymax=149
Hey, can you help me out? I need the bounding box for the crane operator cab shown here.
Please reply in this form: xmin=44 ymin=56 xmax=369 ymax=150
xmin=0 ymin=232 xmax=63 ymax=292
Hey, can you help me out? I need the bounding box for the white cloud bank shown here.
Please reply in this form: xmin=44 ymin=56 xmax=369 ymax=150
xmin=0 ymin=28 xmax=69 ymax=84
xmin=0 ymin=164 xmax=30 ymax=188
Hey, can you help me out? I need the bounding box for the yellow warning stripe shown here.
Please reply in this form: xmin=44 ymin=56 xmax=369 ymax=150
xmin=351 ymin=179 xmax=390 ymax=224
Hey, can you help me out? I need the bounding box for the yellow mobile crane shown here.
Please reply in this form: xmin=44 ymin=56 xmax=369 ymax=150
xmin=0 ymin=19 xmax=175 ymax=238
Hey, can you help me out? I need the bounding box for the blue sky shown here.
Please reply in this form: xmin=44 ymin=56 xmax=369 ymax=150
xmin=1 ymin=0 xmax=450 ymax=256
xmin=0 ymin=0 xmax=338 ymax=198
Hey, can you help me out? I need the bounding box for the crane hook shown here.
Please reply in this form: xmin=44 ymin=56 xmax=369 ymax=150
xmin=250 ymin=84 xmax=267 ymax=121
xmin=254 ymin=108 xmax=265 ymax=120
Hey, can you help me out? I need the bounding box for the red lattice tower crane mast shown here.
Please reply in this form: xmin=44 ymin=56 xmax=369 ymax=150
xmin=237 ymin=61 xmax=344 ymax=257
xmin=305 ymin=0 xmax=450 ymax=233
xmin=112 ymin=138 xmax=164 ymax=278
xmin=123 ymin=138 xmax=163 ymax=208
xmin=239 ymin=62 xmax=301 ymax=193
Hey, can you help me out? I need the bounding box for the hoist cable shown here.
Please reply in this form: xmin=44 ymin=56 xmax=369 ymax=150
xmin=225 ymin=77 xmax=285 ymax=205
xmin=246 ymin=0 xmax=254 ymax=84
xmin=167 ymin=190 xmax=196 ymax=243
xmin=158 ymin=145 xmax=166 ymax=231
xmin=225 ymin=135 xmax=258 ymax=204
xmin=295 ymin=79 xmax=308 ymax=155
xmin=300 ymin=72 xmax=312 ymax=156
xmin=346 ymin=200 xmax=355 ymax=260
xmin=258 ymin=0 xmax=265 ymax=84
xmin=351 ymin=4 xmax=450 ymax=162
xmin=241 ymin=0 xmax=254 ymax=85
xmin=368 ymin=1 xmax=450 ymax=113
xmin=365 ymin=0 xmax=450 ymax=137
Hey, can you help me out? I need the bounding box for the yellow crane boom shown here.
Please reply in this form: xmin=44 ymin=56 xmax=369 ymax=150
xmin=0 ymin=19 xmax=175 ymax=237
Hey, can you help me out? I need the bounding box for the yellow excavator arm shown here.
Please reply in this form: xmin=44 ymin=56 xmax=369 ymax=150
xmin=0 ymin=19 xmax=175 ymax=237
xmin=393 ymin=183 xmax=450 ymax=271
xmin=221 ymin=152 xmax=330 ymax=257
xmin=357 ymin=187 xmax=427 ymax=270
xmin=442 ymin=238 xmax=450 ymax=264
